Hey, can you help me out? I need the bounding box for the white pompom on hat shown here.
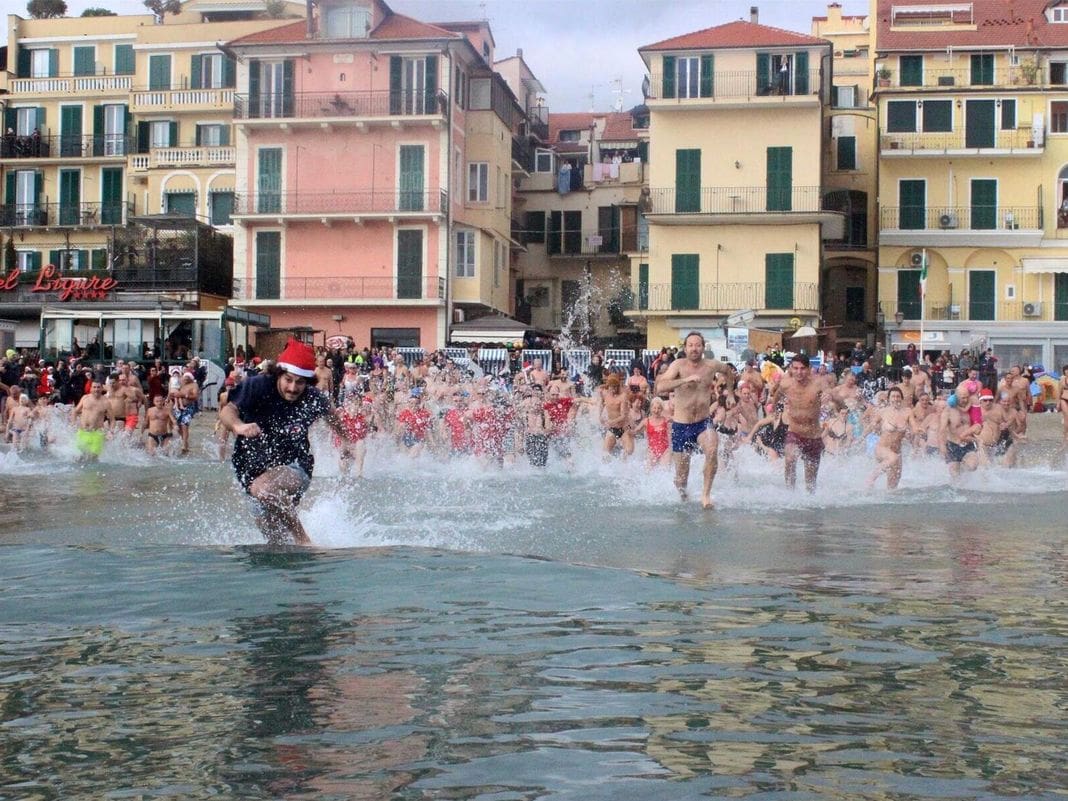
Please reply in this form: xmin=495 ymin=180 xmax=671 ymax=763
xmin=276 ymin=339 xmax=316 ymax=378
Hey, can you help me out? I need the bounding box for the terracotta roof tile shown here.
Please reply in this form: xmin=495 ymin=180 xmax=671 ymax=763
xmin=228 ymin=20 xmax=307 ymax=46
xmin=641 ymin=20 xmax=828 ymax=52
xmin=370 ymin=13 xmax=459 ymax=40
xmin=548 ymin=112 xmax=595 ymax=142
xmin=601 ymin=112 xmax=640 ymax=141
xmin=876 ymin=0 xmax=1068 ymax=50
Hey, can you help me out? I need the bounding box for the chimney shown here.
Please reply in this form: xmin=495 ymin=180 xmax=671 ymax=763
xmin=517 ymin=48 xmax=523 ymax=58
xmin=750 ymin=6 xmax=758 ymax=24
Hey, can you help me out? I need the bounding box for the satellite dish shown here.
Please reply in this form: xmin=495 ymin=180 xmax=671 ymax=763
xmin=789 ymin=316 xmax=802 ymax=329
xmin=724 ymin=308 xmax=756 ymax=327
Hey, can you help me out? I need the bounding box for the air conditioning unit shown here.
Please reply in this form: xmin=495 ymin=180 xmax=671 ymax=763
xmin=937 ymin=75 xmax=956 ymax=86
xmin=910 ymin=251 xmax=925 ymax=267
xmin=1022 ymin=301 xmax=1043 ymax=317
xmin=939 ymin=213 xmax=959 ymax=229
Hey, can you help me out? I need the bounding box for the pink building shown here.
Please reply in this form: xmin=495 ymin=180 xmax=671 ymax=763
xmin=227 ymin=0 xmax=524 ymax=349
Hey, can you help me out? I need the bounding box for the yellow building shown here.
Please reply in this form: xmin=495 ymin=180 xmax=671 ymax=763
xmin=634 ymin=14 xmax=843 ymax=353
xmin=0 ymin=0 xmax=301 ymax=348
xmin=874 ymin=0 xmax=1068 ymax=368
xmin=511 ymin=110 xmax=647 ymax=343
xmin=813 ymin=2 xmax=880 ymax=347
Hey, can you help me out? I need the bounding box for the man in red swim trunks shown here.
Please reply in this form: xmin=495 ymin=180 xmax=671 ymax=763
xmin=771 ymin=354 xmax=826 ymax=493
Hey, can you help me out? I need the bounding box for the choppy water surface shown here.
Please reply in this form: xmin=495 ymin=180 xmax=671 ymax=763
xmin=1 ymin=428 xmax=1066 ymax=800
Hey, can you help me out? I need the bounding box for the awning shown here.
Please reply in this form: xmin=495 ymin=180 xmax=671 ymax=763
xmin=1021 ymin=258 xmax=1068 ymax=273
xmin=222 ymin=307 xmax=271 ymax=327
xmin=450 ymin=313 xmax=532 ymax=344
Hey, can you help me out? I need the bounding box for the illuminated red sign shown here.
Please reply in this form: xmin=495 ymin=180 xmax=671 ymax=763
xmin=1 ymin=264 xmax=118 ymax=301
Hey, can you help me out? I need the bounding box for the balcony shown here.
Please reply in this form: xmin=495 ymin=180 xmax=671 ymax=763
xmin=231 ymin=275 xmax=445 ymax=303
xmin=879 ymin=67 xmax=1068 ymax=91
xmin=627 ymin=281 xmax=819 ymax=314
xmin=879 ymin=205 xmax=1044 ymax=247
xmin=527 ymin=105 xmax=549 ymax=141
xmin=1 ymin=133 xmax=129 ymax=160
xmin=879 ymin=299 xmax=1065 ymax=323
xmin=231 ymin=189 xmax=447 ymax=221
xmin=232 ymin=90 xmax=448 ymax=126
xmin=585 ymin=160 xmax=644 ymax=186
xmin=646 ymin=186 xmax=835 ymax=229
xmin=548 ymin=230 xmax=632 ymax=258
xmin=131 ymin=87 xmax=235 ymax=112
xmin=129 ymin=146 xmax=235 ymax=171
xmin=512 ymin=137 xmax=533 ymax=174
xmin=646 ymin=70 xmax=821 ymax=105
xmin=8 ymin=74 xmax=131 ymax=95
xmin=881 ymin=128 xmax=1039 ymax=155
xmin=0 ymin=202 xmax=132 ymax=228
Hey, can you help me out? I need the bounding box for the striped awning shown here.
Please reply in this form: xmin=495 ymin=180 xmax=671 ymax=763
xmin=1021 ymin=258 xmax=1068 ymax=273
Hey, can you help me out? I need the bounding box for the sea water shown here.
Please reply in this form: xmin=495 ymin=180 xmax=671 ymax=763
xmin=1 ymin=418 xmax=1066 ymax=799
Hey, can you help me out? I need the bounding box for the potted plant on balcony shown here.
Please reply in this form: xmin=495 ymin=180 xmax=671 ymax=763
xmin=1018 ymin=57 xmax=1040 ymax=86
xmin=876 ymin=68 xmax=892 ymax=87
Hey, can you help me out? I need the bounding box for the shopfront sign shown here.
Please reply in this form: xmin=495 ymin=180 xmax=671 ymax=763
xmin=0 ymin=264 xmax=118 ymax=301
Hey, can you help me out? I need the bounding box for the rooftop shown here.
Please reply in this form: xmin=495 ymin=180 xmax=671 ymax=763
xmin=640 ymin=20 xmax=828 ymax=52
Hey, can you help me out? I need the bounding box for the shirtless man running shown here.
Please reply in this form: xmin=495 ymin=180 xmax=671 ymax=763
xmin=772 ymin=354 xmax=825 ymax=492
xmin=654 ymin=331 xmax=730 ymax=508
xmin=70 ymin=379 xmax=114 ymax=462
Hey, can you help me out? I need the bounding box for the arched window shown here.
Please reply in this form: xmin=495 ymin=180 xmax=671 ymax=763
xmin=823 ymin=190 xmax=868 ymax=247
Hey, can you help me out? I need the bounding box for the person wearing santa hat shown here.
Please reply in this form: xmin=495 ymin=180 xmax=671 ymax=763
xmin=218 ymin=338 xmax=357 ymax=545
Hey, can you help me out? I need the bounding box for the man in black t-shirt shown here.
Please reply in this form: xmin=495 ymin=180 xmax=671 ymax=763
xmin=219 ymin=339 xmax=354 ymax=545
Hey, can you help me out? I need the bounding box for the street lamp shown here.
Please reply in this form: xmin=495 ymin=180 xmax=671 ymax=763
xmin=894 ymin=310 xmax=905 ymax=326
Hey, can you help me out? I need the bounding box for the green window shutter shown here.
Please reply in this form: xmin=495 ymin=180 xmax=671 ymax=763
xmin=794 ymin=51 xmax=809 ymax=94
xmin=5 ymin=173 xmax=16 ymax=204
xmin=282 ymin=60 xmax=294 ymax=116
xmin=965 ymin=99 xmax=995 ymax=148
xmin=1054 ymin=273 xmax=1068 ymax=321
xmin=970 ymin=54 xmax=993 ymax=85
xmin=223 ymin=57 xmax=236 ymax=88
xmin=898 ymin=270 xmax=920 ymax=318
xmin=398 ymin=144 xmax=425 ymax=211
xmin=101 ymin=167 xmax=123 ymax=224
xmin=670 ymin=254 xmax=699 ymax=310
xmin=74 ymin=46 xmax=95 ymax=77
xmin=1001 ymin=98 xmax=1016 ymax=130
xmin=36 ymin=107 xmax=47 ymax=132
xmin=255 ymin=231 xmax=281 ymax=299
xmin=195 ymin=124 xmax=202 ymax=146
xmin=389 ymin=56 xmax=403 ymax=114
xmin=219 ymin=125 xmax=230 ymax=146
xmin=48 ymin=49 xmax=59 ymax=77
xmin=257 ymin=147 xmax=283 ymax=213
xmin=563 ymin=210 xmax=582 ymax=254
xmin=662 ymin=56 xmax=676 ymax=98
xmin=524 ymin=211 xmax=545 ymax=243
xmin=115 ymin=44 xmax=134 ymax=75
xmin=699 ymin=54 xmax=714 ymax=98
xmin=764 ymin=253 xmax=794 ymax=309
xmin=168 ymin=121 xmax=178 ymax=147
xmin=638 ymin=263 xmax=649 ymax=310
xmin=674 ymin=148 xmax=701 ymax=213
xmin=971 ymin=178 xmax=997 ymax=230
xmin=210 ymin=191 xmax=234 ymax=225
xmin=149 ymin=55 xmax=170 ymax=90
xmin=34 ymin=171 xmax=43 ymax=203
xmin=396 ymin=229 xmax=424 ymax=299
xmin=836 ymin=136 xmax=856 ymax=170
xmin=969 ymin=271 xmax=995 ymax=320
xmin=190 ymin=54 xmax=202 ymax=89
xmin=900 ymin=55 xmax=923 ymax=87
xmin=49 ymin=250 xmax=61 ymax=269
xmin=425 ymin=54 xmax=438 ymax=111
xmin=248 ymin=59 xmax=261 ymax=117
xmin=4 ymin=108 xmax=16 ymax=133
xmin=17 ymin=48 xmax=31 ymax=78
xmin=899 ymin=179 xmax=926 ymax=230
xmin=766 ymin=146 xmax=792 ymax=211
xmin=887 ymin=100 xmax=917 ymax=132
xmin=92 ymin=249 xmax=107 ymax=271
xmin=756 ymin=52 xmax=770 ymax=94
xmin=30 ymin=252 xmax=42 ymax=271
xmin=78 ymin=250 xmax=89 ymax=271
xmin=547 ymin=210 xmax=561 ymax=254
xmin=137 ymin=121 xmax=150 ymax=153
xmin=922 ymin=99 xmax=952 ymax=132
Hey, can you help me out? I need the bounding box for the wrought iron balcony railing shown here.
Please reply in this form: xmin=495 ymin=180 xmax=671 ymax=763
xmin=880 ymin=205 xmax=1042 ymax=231
xmin=232 ymin=275 xmax=445 ymax=302
xmin=232 ymin=189 xmax=447 ymax=216
xmin=646 ymin=69 xmax=821 ymax=101
xmin=233 ymin=89 xmax=448 ymax=120
xmin=1 ymin=133 xmax=129 ymax=159
xmin=0 ymin=201 xmax=132 ymax=227
xmin=881 ymin=129 xmax=1037 ymax=152
xmin=646 ymin=186 xmax=823 ymax=215
xmin=628 ymin=281 xmax=819 ymax=313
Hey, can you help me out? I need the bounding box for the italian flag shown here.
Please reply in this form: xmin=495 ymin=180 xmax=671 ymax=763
xmin=919 ymin=253 xmax=928 ymax=298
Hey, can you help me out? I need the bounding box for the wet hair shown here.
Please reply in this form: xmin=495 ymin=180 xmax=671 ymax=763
xmin=683 ymin=331 xmax=705 ymax=346
xmin=887 ymin=386 xmax=903 ymax=399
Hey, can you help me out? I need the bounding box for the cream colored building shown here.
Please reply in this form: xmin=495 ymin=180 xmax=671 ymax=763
xmin=511 ymin=110 xmax=647 ymax=343
xmin=0 ymin=0 xmax=301 ymax=346
xmin=635 ymin=15 xmax=843 ymax=351
xmin=813 ymin=2 xmax=880 ymax=347
xmin=874 ymin=0 xmax=1068 ymax=368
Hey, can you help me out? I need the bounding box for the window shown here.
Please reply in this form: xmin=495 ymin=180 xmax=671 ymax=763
xmin=164 ymin=191 xmax=196 ymax=216
xmin=1053 ymin=101 xmax=1068 ymax=133
xmin=210 ymin=190 xmax=234 ymax=225
xmin=16 ymin=251 xmax=39 ymax=273
xmin=322 ymin=2 xmax=371 ymax=37
xmin=1001 ymin=98 xmax=1016 ymax=130
xmin=765 ymin=253 xmax=795 ymax=309
xmin=887 ymin=100 xmax=918 ymax=132
xmin=971 ymin=53 xmax=994 ymax=85
xmin=525 ymin=210 xmax=545 ymax=243
xmin=196 ymin=54 xmax=225 ymax=89
xmin=196 ymin=123 xmax=227 ymax=146
xmin=31 ymin=50 xmax=52 ymax=78
xmin=74 ymin=46 xmax=96 ymax=77
xmin=922 ymin=100 xmax=952 ymax=132
xmin=455 ymin=230 xmax=475 ymax=277
xmin=900 ymin=55 xmax=924 ymax=86
xmin=467 ymin=162 xmax=488 ymax=202
xmin=559 ymin=130 xmax=581 ymax=142
xmin=149 ymin=54 xmax=171 ymax=91
xmin=835 ymin=85 xmax=856 ymax=108
xmin=15 ymin=108 xmax=38 ymax=137
xmin=676 ymin=56 xmax=701 ymax=98
xmin=836 ymin=136 xmax=857 ymax=170
xmin=149 ymin=121 xmax=172 ymax=148
xmin=469 ymin=78 xmax=490 ymax=109
xmin=1053 ymin=62 xmax=1068 ymax=85
xmin=534 ymin=148 xmax=554 ymax=173
xmin=255 ymin=230 xmax=281 ymax=299
xmin=1053 ymin=6 xmax=1068 ymax=22
xmin=114 ymin=44 xmax=134 ymax=75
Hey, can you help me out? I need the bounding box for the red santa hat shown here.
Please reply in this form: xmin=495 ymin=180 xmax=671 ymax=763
xmin=276 ymin=339 xmax=316 ymax=378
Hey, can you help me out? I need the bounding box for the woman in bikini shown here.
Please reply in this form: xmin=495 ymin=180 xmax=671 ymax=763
xmin=867 ymin=386 xmax=911 ymax=490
